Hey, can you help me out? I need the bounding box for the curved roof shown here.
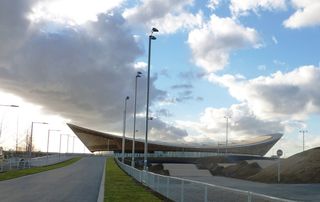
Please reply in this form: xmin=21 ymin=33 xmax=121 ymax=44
xmin=68 ymin=123 xmax=282 ymax=156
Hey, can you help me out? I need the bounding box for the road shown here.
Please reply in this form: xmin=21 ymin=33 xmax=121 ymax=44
xmin=182 ymin=175 xmax=320 ymax=202
xmin=0 ymin=156 xmax=106 ymax=202
xmin=164 ymin=163 xmax=320 ymax=201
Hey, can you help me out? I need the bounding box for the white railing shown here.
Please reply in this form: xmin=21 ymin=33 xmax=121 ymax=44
xmin=114 ymin=152 xmax=262 ymax=159
xmin=0 ymin=154 xmax=77 ymax=172
xmin=115 ymin=158 xmax=295 ymax=202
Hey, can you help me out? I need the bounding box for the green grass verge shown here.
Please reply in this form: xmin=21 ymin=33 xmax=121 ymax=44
xmin=105 ymin=158 xmax=162 ymax=202
xmin=0 ymin=157 xmax=81 ymax=181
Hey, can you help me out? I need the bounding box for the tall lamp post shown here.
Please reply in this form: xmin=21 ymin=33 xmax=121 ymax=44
xmin=0 ymin=104 xmax=19 ymax=138
xmin=47 ymin=129 xmax=60 ymax=165
xmin=299 ymin=130 xmax=308 ymax=152
xmin=66 ymin=134 xmax=70 ymax=154
xmin=224 ymin=115 xmax=231 ymax=154
xmin=144 ymin=27 xmax=158 ymax=170
xmin=59 ymin=134 xmax=70 ymax=160
xmin=132 ymin=71 xmax=142 ymax=167
xmin=0 ymin=104 xmax=19 ymax=155
xmin=72 ymin=136 xmax=75 ymax=153
xmin=29 ymin=121 xmax=48 ymax=158
xmin=122 ymin=96 xmax=130 ymax=163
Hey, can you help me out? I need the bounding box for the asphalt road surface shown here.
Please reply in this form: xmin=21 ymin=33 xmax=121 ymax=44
xmin=182 ymin=175 xmax=320 ymax=202
xmin=0 ymin=156 xmax=105 ymax=202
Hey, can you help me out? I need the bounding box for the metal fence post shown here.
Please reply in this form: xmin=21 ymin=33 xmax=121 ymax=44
xmin=166 ymin=177 xmax=169 ymax=198
xmin=157 ymin=175 xmax=160 ymax=192
xmin=247 ymin=191 xmax=252 ymax=202
xmin=153 ymin=175 xmax=155 ymax=189
xmin=181 ymin=180 xmax=184 ymax=202
xmin=204 ymin=185 xmax=208 ymax=202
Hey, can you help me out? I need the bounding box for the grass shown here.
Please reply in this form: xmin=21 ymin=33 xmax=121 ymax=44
xmin=105 ymin=158 xmax=162 ymax=202
xmin=0 ymin=157 xmax=81 ymax=181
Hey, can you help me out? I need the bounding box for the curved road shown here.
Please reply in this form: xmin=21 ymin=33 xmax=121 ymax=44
xmin=0 ymin=156 xmax=105 ymax=202
xmin=182 ymin=175 xmax=320 ymax=201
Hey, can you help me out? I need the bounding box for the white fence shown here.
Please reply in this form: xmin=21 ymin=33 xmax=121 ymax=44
xmin=114 ymin=152 xmax=262 ymax=159
xmin=0 ymin=154 xmax=75 ymax=172
xmin=115 ymin=158 xmax=294 ymax=202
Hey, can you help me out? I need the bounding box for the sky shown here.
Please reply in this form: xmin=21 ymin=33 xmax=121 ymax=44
xmin=0 ymin=0 xmax=319 ymax=156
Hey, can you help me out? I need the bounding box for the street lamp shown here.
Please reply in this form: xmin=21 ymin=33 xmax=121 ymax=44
xmin=47 ymin=129 xmax=60 ymax=165
xmin=59 ymin=134 xmax=70 ymax=160
xmin=0 ymin=104 xmax=19 ymax=108
xmin=0 ymin=105 xmax=19 ymax=156
xmin=132 ymin=71 xmax=142 ymax=167
xmin=0 ymin=104 xmax=19 ymax=138
xmin=224 ymin=115 xmax=231 ymax=154
xmin=66 ymin=134 xmax=70 ymax=153
xmin=144 ymin=27 xmax=158 ymax=170
xmin=29 ymin=121 xmax=48 ymax=158
xmin=122 ymin=96 xmax=130 ymax=163
xmin=299 ymin=130 xmax=308 ymax=152
xmin=72 ymin=136 xmax=75 ymax=153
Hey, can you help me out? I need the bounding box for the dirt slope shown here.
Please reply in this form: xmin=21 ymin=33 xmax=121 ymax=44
xmin=249 ymin=147 xmax=320 ymax=183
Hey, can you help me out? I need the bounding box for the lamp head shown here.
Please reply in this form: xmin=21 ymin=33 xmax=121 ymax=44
xmin=150 ymin=36 xmax=156 ymax=40
xmin=136 ymin=71 xmax=142 ymax=77
xmin=152 ymin=27 xmax=159 ymax=33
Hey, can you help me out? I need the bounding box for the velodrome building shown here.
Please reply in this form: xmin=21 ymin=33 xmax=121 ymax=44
xmin=68 ymin=123 xmax=282 ymax=156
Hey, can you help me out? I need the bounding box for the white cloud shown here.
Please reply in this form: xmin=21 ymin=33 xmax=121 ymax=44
xmin=273 ymin=59 xmax=286 ymax=66
xmin=230 ymin=0 xmax=287 ymax=17
xmin=29 ymin=0 xmax=123 ymax=25
xmin=187 ymin=14 xmax=260 ymax=73
xmin=258 ymin=64 xmax=267 ymax=71
xmin=134 ymin=61 xmax=147 ymax=70
xmin=284 ymin=0 xmax=320 ymax=29
xmin=207 ymin=0 xmax=220 ymax=11
xmin=123 ymin=0 xmax=202 ymax=34
xmin=272 ymin=35 xmax=278 ymax=44
xmin=209 ymin=65 xmax=320 ymax=119
xmin=177 ymin=103 xmax=284 ymax=143
xmin=149 ymin=12 xmax=203 ymax=34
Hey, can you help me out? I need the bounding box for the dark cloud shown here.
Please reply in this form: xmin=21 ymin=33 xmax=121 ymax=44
xmin=171 ymin=84 xmax=193 ymax=89
xmin=155 ymin=109 xmax=173 ymax=117
xmin=0 ymin=1 xmax=188 ymax=140
xmin=178 ymin=70 xmax=198 ymax=81
xmin=196 ymin=96 xmax=204 ymax=101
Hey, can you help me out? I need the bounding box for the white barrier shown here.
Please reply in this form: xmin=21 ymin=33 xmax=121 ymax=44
xmin=0 ymin=154 xmax=77 ymax=172
xmin=114 ymin=152 xmax=262 ymax=159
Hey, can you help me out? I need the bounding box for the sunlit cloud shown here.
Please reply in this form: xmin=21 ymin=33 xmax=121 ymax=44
xmin=29 ymin=0 xmax=123 ymax=25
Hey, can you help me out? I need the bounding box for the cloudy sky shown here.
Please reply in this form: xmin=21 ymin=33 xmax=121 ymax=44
xmin=0 ymin=0 xmax=319 ymax=156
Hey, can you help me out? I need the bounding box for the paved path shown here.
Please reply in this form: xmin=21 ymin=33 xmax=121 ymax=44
xmin=0 ymin=156 xmax=106 ymax=202
xmin=163 ymin=163 xmax=211 ymax=177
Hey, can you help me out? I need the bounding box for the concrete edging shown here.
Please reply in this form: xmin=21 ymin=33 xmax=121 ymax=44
xmin=97 ymin=157 xmax=107 ymax=202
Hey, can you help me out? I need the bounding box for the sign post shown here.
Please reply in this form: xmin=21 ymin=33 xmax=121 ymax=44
xmin=277 ymin=149 xmax=283 ymax=183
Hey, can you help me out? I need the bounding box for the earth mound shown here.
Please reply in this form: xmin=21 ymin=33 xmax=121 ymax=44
xmin=249 ymin=147 xmax=320 ymax=183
